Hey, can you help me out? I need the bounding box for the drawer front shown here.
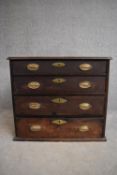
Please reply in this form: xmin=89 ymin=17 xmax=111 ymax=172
xmin=16 ymin=118 xmax=103 ymax=139
xmin=14 ymin=96 xmax=105 ymax=116
xmin=12 ymin=60 xmax=107 ymax=75
xmin=13 ymin=76 xmax=106 ymax=95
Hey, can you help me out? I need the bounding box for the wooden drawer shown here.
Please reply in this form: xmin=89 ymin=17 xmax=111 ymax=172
xmin=14 ymin=96 xmax=105 ymax=116
xmin=16 ymin=118 xmax=103 ymax=139
xmin=12 ymin=60 xmax=107 ymax=75
xmin=13 ymin=76 xmax=106 ymax=95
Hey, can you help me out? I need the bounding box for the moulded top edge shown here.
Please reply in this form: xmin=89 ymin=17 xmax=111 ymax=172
xmin=7 ymin=56 xmax=112 ymax=60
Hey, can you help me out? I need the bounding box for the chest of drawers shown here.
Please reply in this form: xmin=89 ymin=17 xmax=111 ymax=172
xmin=8 ymin=57 xmax=111 ymax=141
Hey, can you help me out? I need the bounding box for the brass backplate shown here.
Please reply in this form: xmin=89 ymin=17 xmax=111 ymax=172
xmin=30 ymin=125 xmax=42 ymax=131
xmin=79 ymin=103 xmax=92 ymax=110
xmin=29 ymin=102 xmax=41 ymax=109
xmin=51 ymin=97 xmax=67 ymax=104
xmin=52 ymin=78 xmax=66 ymax=84
xmin=79 ymin=81 xmax=91 ymax=89
xmin=79 ymin=125 xmax=89 ymax=132
xmin=79 ymin=63 xmax=92 ymax=71
xmin=52 ymin=62 xmax=65 ymax=68
xmin=52 ymin=119 xmax=67 ymax=125
xmin=27 ymin=63 xmax=39 ymax=71
xmin=27 ymin=81 xmax=40 ymax=89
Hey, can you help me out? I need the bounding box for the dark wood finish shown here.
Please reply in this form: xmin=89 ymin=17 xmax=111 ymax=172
xmin=9 ymin=61 xmax=18 ymax=136
xmin=13 ymin=76 xmax=106 ymax=95
xmin=103 ymin=60 xmax=110 ymax=136
xmin=11 ymin=60 xmax=107 ymax=75
xmin=14 ymin=137 xmax=107 ymax=141
xmin=16 ymin=118 xmax=103 ymax=139
xmin=8 ymin=57 xmax=111 ymax=141
xmin=14 ymin=96 xmax=105 ymax=116
xmin=8 ymin=56 xmax=112 ymax=60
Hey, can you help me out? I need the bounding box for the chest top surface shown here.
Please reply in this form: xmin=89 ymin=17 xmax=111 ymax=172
xmin=7 ymin=56 xmax=112 ymax=60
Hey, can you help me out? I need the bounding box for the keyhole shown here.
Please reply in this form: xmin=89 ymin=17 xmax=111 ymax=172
xmin=58 ymin=120 xmax=62 ymax=125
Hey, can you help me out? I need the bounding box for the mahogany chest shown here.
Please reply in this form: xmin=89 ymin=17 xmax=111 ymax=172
xmin=8 ymin=57 xmax=111 ymax=141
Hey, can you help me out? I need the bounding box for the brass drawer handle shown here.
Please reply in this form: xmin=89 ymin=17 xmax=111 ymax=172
xmin=27 ymin=63 xmax=39 ymax=71
xmin=52 ymin=78 xmax=66 ymax=84
xmin=27 ymin=81 xmax=40 ymax=89
xmin=79 ymin=81 xmax=92 ymax=89
xmin=30 ymin=125 xmax=42 ymax=132
xmin=52 ymin=119 xmax=67 ymax=125
xmin=29 ymin=102 xmax=41 ymax=110
xmin=79 ymin=103 xmax=92 ymax=110
xmin=52 ymin=62 xmax=65 ymax=68
xmin=51 ymin=97 xmax=67 ymax=104
xmin=79 ymin=63 xmax=92 ymax=71
xmin=79 ymin=125 xmax=89 ymax=132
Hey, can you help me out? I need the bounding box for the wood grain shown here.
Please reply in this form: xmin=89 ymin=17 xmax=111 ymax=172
xmin=13 ymin=76 xmax=106 ymax=95
xmin=14 ymin=96 xmax=105 ymax=116
xmin=12 ymin=60 xmax=107 ymax=75
xmin=16 ymin=118 xmax=103 ymax=139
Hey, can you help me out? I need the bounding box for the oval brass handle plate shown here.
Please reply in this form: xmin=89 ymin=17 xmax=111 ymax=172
xmin=51 ymin=97 xmax=67 ymax=104
xmin=29 ymin=102 xmax=41 ymax=110
xmin=52 ymin=62 xmax=65 ymax=68
xmin=79 ymin=81 xmax=92 ymax=89
xmin=27 ymin=81 xmax=40 ymax=89
xmin=30 ymin=125 xmax=42 ymax=132
xmin=79 ymin=103 xmax=92 ymax=110
xmin=52 ymin=119 xmax=67 ymax=125
xmin=79 ymin=63 xmax=92 ymax=71
xmin=52 ymin=78 xmax=66 ymax=84
xmin=27 ymin=63 xmax=39 ymax=71
xmin=79 ymin=125 xmax=89 ymax=132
